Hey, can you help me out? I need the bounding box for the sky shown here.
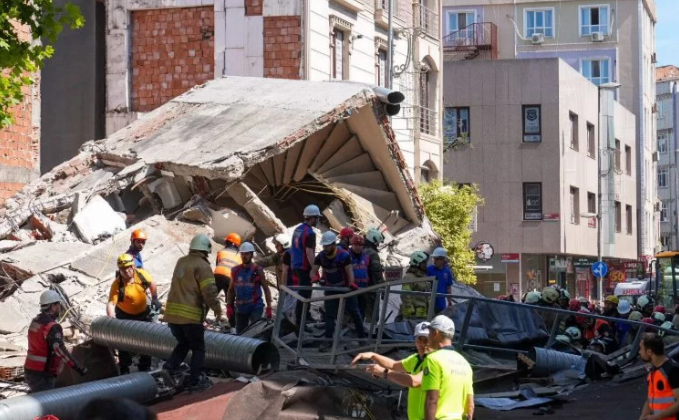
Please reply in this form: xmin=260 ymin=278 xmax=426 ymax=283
xmin=655 ymin=0 xmax=679 ymax=67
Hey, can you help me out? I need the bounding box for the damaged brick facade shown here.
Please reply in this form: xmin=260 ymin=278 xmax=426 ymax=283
xmin=245 ymin=0 xmax=263 ymax=16
xmin=131 ymin=7 xmax=214 ymax=112
xmin=264 ymin=16 xmax=301 ymax=80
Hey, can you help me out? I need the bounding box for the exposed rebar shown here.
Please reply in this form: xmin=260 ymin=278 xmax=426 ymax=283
xmin=90 ymin=317 xmax=280 ymax=374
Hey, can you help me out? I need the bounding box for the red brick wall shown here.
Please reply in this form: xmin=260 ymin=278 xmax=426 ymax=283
xmin=245 ymin=0 xmax=263 ymax=16
xmin=263 ymin=16 xmax=301 ymax=80
xmin=131 ymin=7 xmax=214 ymax=112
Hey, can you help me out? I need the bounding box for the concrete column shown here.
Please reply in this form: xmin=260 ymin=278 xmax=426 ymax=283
xmin=226 ymin=182 xmax=286 ymax=236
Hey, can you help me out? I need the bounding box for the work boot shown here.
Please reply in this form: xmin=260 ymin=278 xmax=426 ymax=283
xmin=186 ymin=375 xmax=213 ymax=393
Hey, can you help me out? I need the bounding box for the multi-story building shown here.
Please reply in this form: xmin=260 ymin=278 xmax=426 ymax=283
xmin=657 ymin=65 xmax=679 ymax=250
xmin=441 ymin=0 xmax=658 ymax=262
xmin=444 ymin=58 xmax=638 ymax=299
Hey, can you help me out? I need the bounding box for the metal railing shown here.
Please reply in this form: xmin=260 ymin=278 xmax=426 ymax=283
xmin=418 ymin=4 xmax=439 ymax=38
xmin=442 ymin=22 xmax=498 ymax=60
xmin=271 ymin=275 xmax=679 ymax=369
xmin=418 ymin=105 xmax=438 ymax=136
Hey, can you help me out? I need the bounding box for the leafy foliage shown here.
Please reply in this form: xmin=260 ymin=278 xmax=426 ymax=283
xmin=0 ymin=0 xmax=83 ymax=128
xmin=420 ymin=180 xmax=484 ymax=285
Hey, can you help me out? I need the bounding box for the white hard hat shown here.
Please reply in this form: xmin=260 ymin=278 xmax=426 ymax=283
xmin=617 ymin=300 xmax=631 ymax=315
xmin=40 ymin=290 xmax=62 ymax=306
xmin=239 ymin=242 xmax=256 ymax=253
xmin=320 ymin=231 xmax=338 ymax=246
xmin=414 ymin=322 xmax=430 ymax=338
xmin=303 ymin=204 xmax=321 ymax=217
xmin=526 ymin=291 xmax=542 ymax=304
xmin=431 ymin=247 xmax=448 ymax=259
xmin=274 ymin=234 xmax=291 ymax=249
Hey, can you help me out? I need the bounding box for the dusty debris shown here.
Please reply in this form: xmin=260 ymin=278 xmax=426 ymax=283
xmin=72 ymin=195 xmax=127 ymax=244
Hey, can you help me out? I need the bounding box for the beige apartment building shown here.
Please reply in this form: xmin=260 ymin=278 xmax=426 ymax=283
xmin=441 ymin=0 xmax=658 ymax=264
xmin=444 ymin=58 xmax=637 ymax=299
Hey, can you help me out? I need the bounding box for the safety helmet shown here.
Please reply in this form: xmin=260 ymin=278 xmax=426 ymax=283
xmin=320 ymin=231 xmax=338 ymax=246
xmin=130 ymin=229 xmax=147 ymax=241
xmin=303 ymin=204 xmax=322 ymax=218
xmin=274 ymin=234 xmax=290 ymax=249
xmin=575 ymin=308 xmax=591 ymax=325
xmin=239 ymin=242 xmax=256 ymax=253
xmin=117 ymin=253 xmax=135 ymax=268
xmin=564 ymin=326 xmax=582 ymax=341
xmin=569 ymin=299 xmax=581 ymax=311
xmin=541 ymin=287 xmax=560 ymax=304
xmin=604 ymin=295 xmax=619 ymax=306
xmin=628 ymin=311 xmax=644 ymax=321
xmin=588 ymin=339 xmax=607 ymax=353
xmin=224 ymin=232 xmax=242 ymax=248
xmin=555 ymin=335 xmax=571 ymax=344
xmin=654 ymin=305 xmax=666 ymax=314
xmin=642 ymin=317 xmax=655 ymax=325
xmin=340 ymin=227 xmax=355 ymax=239
xmin=350 ymin=235 xmax=365 ymax=246
xmin=653 ymin=312 xmax=666 ymax=323
xmin=617 ymin=300 xmax=631 ymax=315
xmin=431 ymin=247 xmax=448 ymax=259
xmin=189 ymin=234 xmax=212 ymax=253
xmin=526 ymin=291 xmax=542 ymax=304
xmin=40 ymin=290 xmax=62 ymax=306
xmin=637 ymin=295 xmax=652 ymax=308
xmin=577 ymin=296 xmax=589 ymax=304
xmin=410 ymin=251 xmax=429 ymax=267
xmin=559 ymin=288 xmax=570 ymax=300
xmin=365 ymin=228 xmax=385 ymax=245
xmin=661 ymin=321 xmax=674 ymax=331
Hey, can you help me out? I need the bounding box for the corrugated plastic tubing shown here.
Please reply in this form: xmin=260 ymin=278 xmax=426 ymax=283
xmin=90 ymin=317 xmax=280 ymax=374
xmin=0 ymin=372 xmax=158 ymax=420
xmin=530 ymin=346 xmax=583 ymax=376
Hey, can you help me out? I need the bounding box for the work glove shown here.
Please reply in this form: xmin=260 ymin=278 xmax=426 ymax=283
xmin=349 ymin=283 xmax=358 ymax=291
xmin=312 ymin=275 xmax=321 ymax=284
xmin=265 ymin=307 xmax=273 ymax=319
xmin=227 ymin=305 xmax=235 ymax=320
xmin=74 ymin=365 xmax=88 ymax=377
xmin=151 ymin=298 xmax=162 ymax=312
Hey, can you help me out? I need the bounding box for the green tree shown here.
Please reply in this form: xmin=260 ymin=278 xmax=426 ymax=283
xmin=419 ymin=180 xmax=484 ymax=285
xmin=0 ymin=0 xmax=83 ymax=128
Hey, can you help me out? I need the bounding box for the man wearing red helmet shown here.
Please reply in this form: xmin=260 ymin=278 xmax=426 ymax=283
xmin=339 ymin=227 xmax=355 ymax=251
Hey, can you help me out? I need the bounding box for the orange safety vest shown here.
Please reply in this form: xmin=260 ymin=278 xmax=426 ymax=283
xmin=648 ymin=365 xmax=678 ymax=419
xmin=214 ymin=248 xmax=241 ymax=279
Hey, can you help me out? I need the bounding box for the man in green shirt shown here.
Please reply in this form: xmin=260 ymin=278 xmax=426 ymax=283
xmin=351 ymin=322 xmax=431 ymax=420
xmin=422 ymin=315 xmax=474 ymax=420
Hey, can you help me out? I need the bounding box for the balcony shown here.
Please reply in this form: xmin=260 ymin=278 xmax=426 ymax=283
xmin=374 ymin=0 xmax=412 ymax=29
xmin=418 ymin=105 xmax=438 ymax=137
xmin=418 ymin=3 xmax=439 ymax=39
xmin=443 ymin=22 xmax=498 ymax=61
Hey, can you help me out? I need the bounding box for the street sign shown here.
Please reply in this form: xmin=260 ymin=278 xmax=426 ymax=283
xmin=591 ymin=261 xmax=609 ymax=278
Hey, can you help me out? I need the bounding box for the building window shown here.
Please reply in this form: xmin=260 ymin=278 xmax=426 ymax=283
xmin=569 ymin=112 xmax=579 ymax=150
xmin=614 ymin=139 xmax=621 ymax=171
xmin=626 ymin=204 xmax=633 ymax=234
xmin=376 ymin=49 xmax=387 ymax=87
xmin=588 ymin=191 xmax=596 ymax=213
xmin=661 ymin=200 xmax=669 ymax=222
xmin=525 ymin=8 xmax=554 ymax=38
xmin=331 ymin=29 xmax=345 ymax=80
xmin=523 ymin=182 xmax=543 ymax=221
xmin=615 ymin=201 xmax=621 ymax=233
xmin=587 ymin=122 xmax=595 ymax=158
xmin=625 ymin=145 xmax=632 ymax=175
xmin=570 ymin=186 xmax=580 ymax=224
xmin=443 ymin=107 xmax=470 ymax=144
xmin=447 ymin=11 xmax=475 ymax=38
xmin=661 ymin=235 xmax=671 ymax=249
xmin=659 ymin=168 xmax=669 ymax=188
xmin=580 ymin=5 xmax=609 ymax=36
xmin=582 ymin=59 xmax=610 ymax=86
xmin=659 ymin=134 xmax=668 ymax=154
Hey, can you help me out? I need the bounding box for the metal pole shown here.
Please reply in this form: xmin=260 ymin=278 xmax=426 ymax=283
xmin=597 ymin=85 xmax=603 ymax=301
xmin=387 ymin=0 xmax=394 ymax=89
xmin=330 ymin=296 xmax=346 ymax=364
xmin=295 ymin=301 xmax=309 ymax=365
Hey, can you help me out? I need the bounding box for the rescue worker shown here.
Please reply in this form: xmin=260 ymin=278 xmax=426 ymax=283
xmin=654 ymin=312 xmax=668 ymax=326
xmin=311 ymin=231 xmax=366 ymax=352
xmin=291 ymin=205 xmax=320 ymax=330
xmin=638 ymin=295 xmax=655 ymax=318
xmin=214 ymin=233 xmax=242 ymax=309
xmin=258 ymin=234 xmax=291 ymax=287
xmin=556 ymin=288 xmax=570 ymax=310
xmin=628 ymin=311 xmax=645 ymax=345
xmin=163 ymin=234 xmax=225 ymax=392
xmin=363 ymin=227 xmax=385 ymax=322
xmin=639 ymin=332 xmax=679 ymax=420
xmin=400 ymin=251 xmax=431 ymax=320
xmin=351 ymin=322 xmax=431 ymax=420
xmin=24 ymin=290 xmax=87 ymax=392
xmin=128 ymin=229 xmax=147 ymax=268
xmin=660 ymin=321 xmax=679 ymax=346
xmin=617 ymin=300 xmax=633 ymax=346
xmin=525 ymin=290 xmax=542 ymax=305
xmin=540 ymin=287 xmax=560 ymax=308
xmin=426 ymin=247 xmax=455 ymax=314
xmin=603 ymin=295 xmax=620 ymax=318
xmin=227 ymin=242 xmax=273 ymax=334
xmin=348 ymin=234 xmax=371 ymax=317
xmin=338 ymin=227 xmax=354 ymax=250
xmin=422 ymin=315 xmax=474 ymax=420
xmin=106 ymin=254 xmax=159 ymax=374
xmin=577 ymin=296 xmax=589 ymax=310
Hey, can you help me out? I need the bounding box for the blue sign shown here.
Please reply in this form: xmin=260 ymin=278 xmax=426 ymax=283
xmin=591 ymin=261 xmax=609 ymax=278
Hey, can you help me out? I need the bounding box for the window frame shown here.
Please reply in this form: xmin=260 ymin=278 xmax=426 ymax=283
xmin=445 ymin=10 xmax=476 ymax=37
xmin=614 ymin=139 xmax=621 ymax=171
xmin=523 ymin=182 xmax=543 ymax=221
xmin=569 ymin=112 xmax=579 ymax=151
xmin=625 ymin=145 xmax=632 ymax=175
xmin=331 ymin=29 xmax=345 ymax=80
xmin=614 ymin=201 xmax=621 ymax=233
xmin=659 ymin=167 xmax=669 ymax=188
xmin=375 ymin=48 xmax=387 ymax=87
xmin=524 ymin=7 xmax=556 ymax=38
xmin=661 ymin=200 xmax=669 ymax=223
xmin=587 ymin=122 xmax=596 ymax=158
xmin=626 ymin=204 xmax=632 ymax=235
xmin=443 ymin=106 xmax=471 ymax=144
xmin=581 ymin=58 xmax=611 ymax=86
xmin=570 ymin=186 xmax=580 ymax=225
xmin=578 ymin=4 xmax=611 ymax=37
xmin=659 ymin=134 xmax=668 ymax=154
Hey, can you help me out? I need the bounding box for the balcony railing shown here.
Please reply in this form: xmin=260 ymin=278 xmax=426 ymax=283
xmin=418 ymin=3 xmax=439 ymax=38
xmin=443 ymin=22 xmax=498 ymax=60
xmin=418 ymin=105 xmax=438 ymax=136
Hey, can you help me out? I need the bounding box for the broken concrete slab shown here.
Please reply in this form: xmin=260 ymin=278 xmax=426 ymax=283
xmin=208 ymin=207 xmax=256 ymax=242
xmin=72 ymin=195 xmax=127 ymax=244
xmin=0 ymin=241 xmax=92 ymax=281
xmin=227 ymin=182 xmax=286 ymax=237
xmin=181 ymin=202 xmax=212 ymax=225
xmin=322 ymin=199 xmax=353 ymax=232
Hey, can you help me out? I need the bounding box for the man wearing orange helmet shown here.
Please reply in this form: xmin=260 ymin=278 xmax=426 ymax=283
xmin=128 ymin=229 xmax=147 ymax=269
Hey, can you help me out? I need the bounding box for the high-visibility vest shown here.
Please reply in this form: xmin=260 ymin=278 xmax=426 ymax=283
xmin=214 ymin=248 xmax=241 ymax=278
xmin=648 ymin=365 xmax=678 ymax=419
xmin=24 ymin=317 xmax=64 ymax=376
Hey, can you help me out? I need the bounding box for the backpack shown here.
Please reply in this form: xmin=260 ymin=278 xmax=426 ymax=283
xmin=117 ymin=269 xmax=150 ymax=303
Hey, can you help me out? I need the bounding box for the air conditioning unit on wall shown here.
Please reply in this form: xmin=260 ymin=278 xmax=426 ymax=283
xmin=532 ymin=33 xmax=545 ymax=45
xmin=591 ymin=32 xmax=605 ymax=42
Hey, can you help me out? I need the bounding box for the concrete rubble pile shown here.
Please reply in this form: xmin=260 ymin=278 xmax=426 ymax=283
xmin=0 ymin=76 xmax=440 ymax=364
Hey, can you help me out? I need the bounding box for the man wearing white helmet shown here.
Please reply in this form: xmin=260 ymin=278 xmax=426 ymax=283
xmin=24 ymin=290 xmax=87 ymax=392
xmin=258 ymin=234 xmax=293 ymax=288
xmin=311 ymin=231 xmax=366 ymax=352
xmin=290 ymin=205 xmax=321 ymax=330
xmin=227 ymin=242 xmax=273 ymax=334
xmin=426 ymin=247 xmax=455 ymax=314
xmin=351 ymin=322 xmax=432 ymax=420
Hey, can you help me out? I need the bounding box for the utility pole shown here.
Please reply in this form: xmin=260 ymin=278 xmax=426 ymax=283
xmin=387 ymin=0 xmax=394 ymax=90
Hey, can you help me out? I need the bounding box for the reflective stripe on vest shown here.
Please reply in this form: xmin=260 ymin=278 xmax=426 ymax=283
xmin=648 ymin=367 xmax=678 ymax=416
xmin=25 ymin=319 xmax=61 ymax=375
xmin=215 ymin=249 xmax=240 ymax=278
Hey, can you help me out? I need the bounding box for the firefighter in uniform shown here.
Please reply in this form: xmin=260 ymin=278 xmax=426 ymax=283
xmin=163 ymin=234 xmax=226 ymax=392
xmin=128 ymin=229 xmax=147 ymax=268
xmin=363 ymin=227 xmax=385 ymax=322
xmin=24 ymin=290 xmax=87 ymax=393
xmin=227 ymin=242 xmax=273 ymax=334
xmin=400 ymin=251 xmax=431 ymax=320
xmin=106 ymin=253 xmax=160 ymax=374
xmin=639 ymin=332 xmax=679 ymax=420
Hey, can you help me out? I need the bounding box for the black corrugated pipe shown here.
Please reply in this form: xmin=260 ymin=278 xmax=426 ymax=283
xmin=90 ymin=317 xmax=280 ymax=375
xmin=372 ymin=86 xmax=405 ymax=105
xmin=0 ymin=372 xmax=158 ymax=420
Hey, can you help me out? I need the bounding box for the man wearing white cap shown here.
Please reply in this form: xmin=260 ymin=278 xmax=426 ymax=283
xmin=423 ymin=315 xmax=474 ymax=420
xmin=351 ymin=322 xmax=431 ymax=420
